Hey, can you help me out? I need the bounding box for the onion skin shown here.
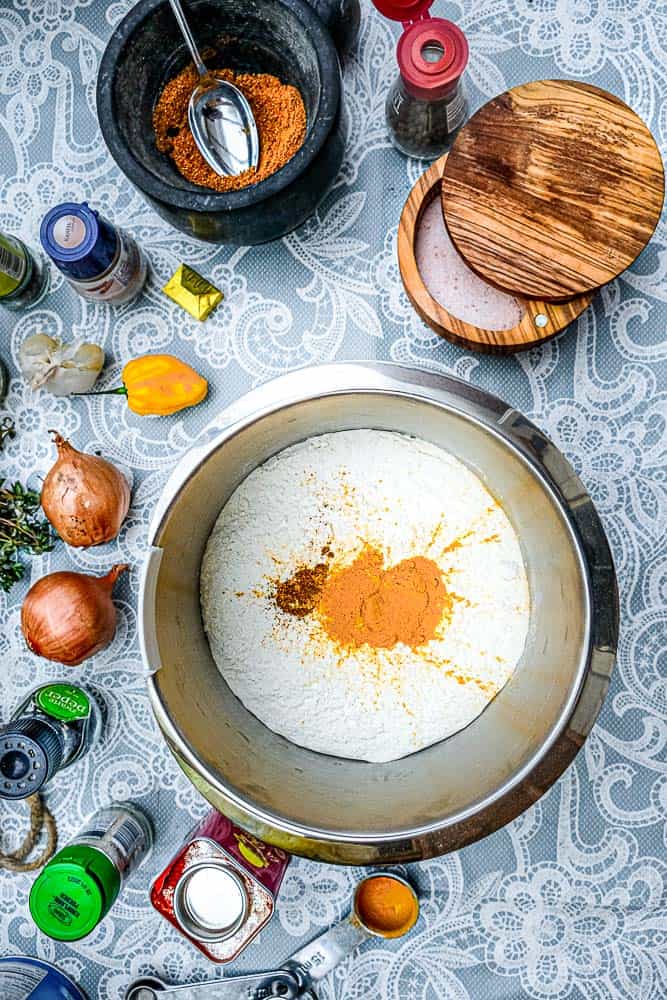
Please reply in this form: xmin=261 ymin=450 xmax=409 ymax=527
xmin=21 ymin=564 xmax=128 ymax=666
xmin=41 ymin=432 xmax=131 ymax=547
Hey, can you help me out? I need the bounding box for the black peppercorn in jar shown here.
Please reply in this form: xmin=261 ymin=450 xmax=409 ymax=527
xmin=387 ymin=60 xmax=468 ymax=159
xmin=371 ymin=0 xmax=469 ymax=159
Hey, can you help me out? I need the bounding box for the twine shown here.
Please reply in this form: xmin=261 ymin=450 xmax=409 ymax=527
xmin=0 ymin=794 xmax=57 ymax=872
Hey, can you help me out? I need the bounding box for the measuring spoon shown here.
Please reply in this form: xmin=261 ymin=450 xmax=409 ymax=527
xmin=125 ymin=872 xmax=419 ymax=1000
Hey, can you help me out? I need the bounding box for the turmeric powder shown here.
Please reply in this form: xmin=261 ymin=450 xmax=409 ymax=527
xmin=274 ymin=544 xmax=450 ymax=650
xmin=355 ymin=875 xmax=419 ymax=937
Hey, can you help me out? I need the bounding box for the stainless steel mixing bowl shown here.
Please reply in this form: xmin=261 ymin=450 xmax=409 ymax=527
xmin=140 ymin=363 xmax=618 ymax=864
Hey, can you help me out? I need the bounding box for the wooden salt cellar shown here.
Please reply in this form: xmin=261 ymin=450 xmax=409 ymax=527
xmin=398 ymin=156 xmax=594 ymax=353
xmin=398 ymin=79 xmax=664 ymax=354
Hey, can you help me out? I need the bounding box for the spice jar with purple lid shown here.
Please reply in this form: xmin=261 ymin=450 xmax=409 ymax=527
xmin=373 ymin=0 xmax=469 ymax=159
xmin=150 ymin=810 xmax=289 ymax=963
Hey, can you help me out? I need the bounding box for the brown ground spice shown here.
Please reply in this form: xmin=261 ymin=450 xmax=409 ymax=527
xmin=153 ymin=65 xmax=307 ymax=192
xmin=274 ymin=562 xmax=329 ymax=618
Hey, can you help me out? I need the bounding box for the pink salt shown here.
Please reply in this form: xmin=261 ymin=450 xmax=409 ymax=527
xmin=415 ymin=198 xmax=524 ymax=331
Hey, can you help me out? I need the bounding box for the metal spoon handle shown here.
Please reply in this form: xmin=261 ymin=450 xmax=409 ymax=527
xmin=167 ymin=0 xmax=208 ymax=78
xmin=285 ymin=915 xmax=372 ymax=986
xmin=125 ymin=969 xmax=301 ymax=1000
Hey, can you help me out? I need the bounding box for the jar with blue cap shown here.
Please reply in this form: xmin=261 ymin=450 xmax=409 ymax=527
xmin=0 ymin=956 xmax=86 ymax=1000
xmin=40 ymin=202 xmax=147 ymax=305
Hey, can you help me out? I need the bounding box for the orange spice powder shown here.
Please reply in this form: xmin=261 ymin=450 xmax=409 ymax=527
xmin=153 ymin=65 xmax=307 ymax=193
xmin=355 ymin=876 xmax=419 ymax=937
xmin=274 ymin=544 xmax=450 ymax=651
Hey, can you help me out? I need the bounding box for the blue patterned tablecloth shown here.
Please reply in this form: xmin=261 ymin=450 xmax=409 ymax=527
xmin=1 ymin=1 xmax=666 ymax=997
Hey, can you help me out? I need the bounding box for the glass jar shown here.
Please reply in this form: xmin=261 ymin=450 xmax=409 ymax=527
xmin=387 ymin=75 xmax=468 ymax=159
xmin=40 ymin=202 xmax=147 ymax=305
xmin=68 ymin=803 xmax=153 ymax=879
xmin=369 ymin=0 xmax=469 ymax=161
xmin=0 ymin=231 xmax=50 ymax=311
xmin=29 ymin=803 xmax=153 ymax=941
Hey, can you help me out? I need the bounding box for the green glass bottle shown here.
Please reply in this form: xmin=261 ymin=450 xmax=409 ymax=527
xmin=0 ymin=230 xmax=50 ymax=310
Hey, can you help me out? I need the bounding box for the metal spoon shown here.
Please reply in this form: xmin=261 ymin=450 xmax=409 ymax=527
xmin=124 ymin=908 xmax=393 ymax=999
xmin=123 ymin=970 xmax=307 ymax=1000
xmin=167 ymin=0 xmax=260 ymax=177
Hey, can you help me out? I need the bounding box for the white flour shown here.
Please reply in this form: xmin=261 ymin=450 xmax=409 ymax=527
xmin=201 ymin=430 xmax=530 ymax=763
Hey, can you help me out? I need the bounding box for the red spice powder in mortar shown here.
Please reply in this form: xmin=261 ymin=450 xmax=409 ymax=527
xmin=153 ymin=64 xmax=307 ymax=192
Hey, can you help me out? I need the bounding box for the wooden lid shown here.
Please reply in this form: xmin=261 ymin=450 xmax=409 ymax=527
xmin=398 ymin=156 xmax=594 ymax=354
xmin=441 ymin=80 xmax=665 ymax=302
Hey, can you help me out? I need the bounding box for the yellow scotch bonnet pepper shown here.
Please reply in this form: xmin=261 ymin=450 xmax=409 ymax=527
xmin=82 ymin=354 xmax=208 ymax=416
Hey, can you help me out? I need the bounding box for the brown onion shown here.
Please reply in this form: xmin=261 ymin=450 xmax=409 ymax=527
xmin=21 ymin=564 xmax=128 ymax=665
xmin=41 ymin=432 xmax=131 ymax=547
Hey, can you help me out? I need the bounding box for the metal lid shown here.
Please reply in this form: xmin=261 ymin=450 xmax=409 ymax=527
xmin=29 ymin=845 xmax=121 ymax=941
xmin=397 ymin=19 xmax=468 ymax=100
xmin=124 ymin=977 xmax=165 ymax=1000
xmin=173 ymin=861 xmax=248 ymax=942
xmin=0 ymin=718 xmax=64 ymax=799
xmin=40 ymin=202 xmax=118 ymax=280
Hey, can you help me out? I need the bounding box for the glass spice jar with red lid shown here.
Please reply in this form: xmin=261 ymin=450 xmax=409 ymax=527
xmin=150 ymin=810 xmax=289 ymax=963
xmin=372 ymin=0 xmax=469 ymax=159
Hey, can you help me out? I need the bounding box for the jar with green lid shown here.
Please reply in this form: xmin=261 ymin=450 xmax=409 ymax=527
xmin=0 ymin=682 xmax=101 ymax=800
xmin=29 ymin=803 xmax=153 ymax=941
xmin=0 ymin=231 xmax=50 ymax=310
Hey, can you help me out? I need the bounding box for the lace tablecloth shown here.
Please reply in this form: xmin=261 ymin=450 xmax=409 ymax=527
xmin=1 ymin=1 xmax=666 ymax=997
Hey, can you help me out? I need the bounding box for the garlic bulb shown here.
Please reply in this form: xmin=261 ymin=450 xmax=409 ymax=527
xmin=19 ymin=334 xmax=104 ymax=396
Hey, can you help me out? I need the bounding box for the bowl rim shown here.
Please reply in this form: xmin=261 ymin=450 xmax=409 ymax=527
xmin=142 ymin=362 xmax=619 ymax=863
xmin=96 ymin=0 xmax=341 ymax=211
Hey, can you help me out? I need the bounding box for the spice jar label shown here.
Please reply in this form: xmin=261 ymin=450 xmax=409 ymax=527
xmin=192 ymin=811 xmax=289 ymax=896
xmin=0 ymin=233 xmax=25 ymax=295
xmin=35 ymin=684 xmax=91 ymax=722
xmin=67 ymin=230 xmax=143 ymax=302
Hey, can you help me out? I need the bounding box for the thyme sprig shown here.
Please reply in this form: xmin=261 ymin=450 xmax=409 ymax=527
xmin=0 ymin=480 xmax=54 ymax=592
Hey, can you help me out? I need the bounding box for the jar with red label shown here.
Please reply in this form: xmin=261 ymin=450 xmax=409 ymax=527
xmin=150 ymin=811 xmax=289 ymax=963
